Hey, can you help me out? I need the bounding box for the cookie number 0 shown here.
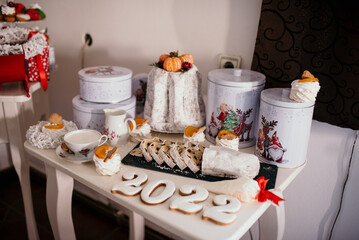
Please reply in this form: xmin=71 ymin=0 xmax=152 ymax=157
xmin=111 ymin=171 xmax=148 ymax=196
xmin=170 ymin=185 xmax=209 ymax=214
xmin=202 ymin=195 xmax=241 ymax=225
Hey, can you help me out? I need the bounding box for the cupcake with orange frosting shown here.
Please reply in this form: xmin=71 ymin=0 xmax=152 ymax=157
xmin=42 ymin=113 xmax=67 ymax=137
xmin=183 ymin=126 xmax=206 ymax=144
xmin=93 ymin=145 xmax=121 ymax=176
xmin=216 ymin=130 xmax=239 ymax=151
xmin=129 ymin=118 xmax=151 ymax=142
xmin=289 ymin=70 xmax=320 ymax=103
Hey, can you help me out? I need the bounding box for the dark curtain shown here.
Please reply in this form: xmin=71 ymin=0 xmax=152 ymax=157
xmin=251 ymin=0 xmax=359 ymax=130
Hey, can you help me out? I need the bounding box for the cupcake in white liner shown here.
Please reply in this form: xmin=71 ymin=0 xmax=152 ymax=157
xmin=216 ymin=130 xmax=239 ymax=151
xmin=93 ymin=145 xmax=121 ymax=176
xmin=289 ymin=70 xmax=320 ymax=103
xmin=183 ymin=126 xmax=206 ymax=144
xmin=129 ymin=118 xmax=152 ymax=143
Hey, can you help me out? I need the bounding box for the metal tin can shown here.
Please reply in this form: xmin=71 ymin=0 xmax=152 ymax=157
xmin=255 ymin=88 xmax=314 ymax=168
xmin=206 ymin=69 xmax=265 ymax=148
xmin=72 ymin=95 xmax=136 ymax=132
xmin=78 ymin=66 xmax=132 ymax=103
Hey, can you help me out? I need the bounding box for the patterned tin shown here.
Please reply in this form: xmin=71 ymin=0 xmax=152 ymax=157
xmin=72 ymin=95 xmax=136 ymax=132
xmin=256 ymin=88 xmax=314 ymax=168
xmin=78 ymin=66 xmax=132 ymax=103
xmin=206 ymin=69 xmax=265 ymax=148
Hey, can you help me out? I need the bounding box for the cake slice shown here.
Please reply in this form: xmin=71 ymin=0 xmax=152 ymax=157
xmin=159 ymin=145 xmax=176 ymax=168
xmin=169 ymin=145 xmax=187 ymax=170
xmin=140 ymin=138 xmax=162 ymax=162
xmin=185 ymin=141 xmax=197 ymax=148
xmin=181 ymin=148 xmax=203 ymax=173
xmin=130 ymin=147 xmax=143 ymax=157
xmin=163 ymin=140 xmax=175 ymax=146
xmin=148 ymin=142 xmax=164 ymax=165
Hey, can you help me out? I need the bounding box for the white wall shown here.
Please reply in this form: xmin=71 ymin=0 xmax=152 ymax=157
xmin=26 ymin=0 xmax=263 ymax=120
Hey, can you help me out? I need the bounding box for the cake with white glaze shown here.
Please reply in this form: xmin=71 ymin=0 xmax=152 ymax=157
xmin=202 ymin=145 xmax=259 ymax=179
xmin=144 ymin=51 xmax=205 ymax=133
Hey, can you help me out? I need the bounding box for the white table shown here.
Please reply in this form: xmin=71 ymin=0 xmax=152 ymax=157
xmin=24 ymin=134 xmax=304 ymax=240
xmin=1 ymin=82 xmax=49 ymax=240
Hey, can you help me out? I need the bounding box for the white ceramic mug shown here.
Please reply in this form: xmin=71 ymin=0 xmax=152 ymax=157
xmin=64 ymin=129 xmax=108 ymax=157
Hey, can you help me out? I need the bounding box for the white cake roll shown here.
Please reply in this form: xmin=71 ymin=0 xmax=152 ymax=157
xmin=201 ymin=145 xmax=260 ymax=179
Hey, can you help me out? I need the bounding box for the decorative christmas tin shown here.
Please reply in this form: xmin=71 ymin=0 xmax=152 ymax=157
xmin=72 ymin=95 xmax=136 ymax=132
xmin=78 ymin=66 xmax=132 ymax=103
xmin=255 ymin=88 xmax=314 ymax=168
xmin=206 ymin=69 xmax=265 ymax=148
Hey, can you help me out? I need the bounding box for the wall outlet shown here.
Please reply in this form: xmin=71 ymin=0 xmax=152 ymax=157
xmin=218 ymin=54 xmax=241 ymax=68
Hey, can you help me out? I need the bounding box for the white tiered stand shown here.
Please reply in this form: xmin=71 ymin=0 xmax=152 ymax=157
xmin=24 ymin=133 xmax=305 ymax=240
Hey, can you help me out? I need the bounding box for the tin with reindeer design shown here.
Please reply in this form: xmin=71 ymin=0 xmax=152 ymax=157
xmin=256 ymin=88 xmax=314 ymax=168
xmin=206 ymin=69 xmax=265 ymax=148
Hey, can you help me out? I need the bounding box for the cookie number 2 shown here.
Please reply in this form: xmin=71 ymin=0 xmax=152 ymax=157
xmin=202 ymin=195 xmax=241 ymax=225
xmin=170 ymin=185 xmax=209 ymax=214
xmin=111 ymin=171 xmax=148 ymax=196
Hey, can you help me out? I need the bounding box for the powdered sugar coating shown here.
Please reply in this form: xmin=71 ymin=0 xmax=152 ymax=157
xmin=144 ymin=65 xmax=205 ymax=133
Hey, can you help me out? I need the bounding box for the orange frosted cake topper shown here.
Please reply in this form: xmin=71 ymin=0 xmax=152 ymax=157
xmin=298 ymin=70 xmax=318 ymax=82
xmin=184 ymin=126 xmax=206 ymax=138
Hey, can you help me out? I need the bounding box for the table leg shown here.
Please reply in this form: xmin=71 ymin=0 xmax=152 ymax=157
xmin=129 ymin=210 xmax=145 ymax=240
xmin=3 ymin=102 xmax=39 ymax=240
xmin=259 ymin=201 xmax=285 ymax=240
xmin=45 ymin=165 xmax=76 ymax=240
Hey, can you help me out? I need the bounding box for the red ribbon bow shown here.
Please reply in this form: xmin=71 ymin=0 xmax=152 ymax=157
xmin=256 ymin=176 xmax=285 ymax=206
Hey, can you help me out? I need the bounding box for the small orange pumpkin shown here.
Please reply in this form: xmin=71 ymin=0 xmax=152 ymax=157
xmin=179 ymin=54 xmax=194 ymax=64
xmin=158 ymin=54 xmax=170 ymax=62
xmin=163 ymin=57 xmax=182 ymax=72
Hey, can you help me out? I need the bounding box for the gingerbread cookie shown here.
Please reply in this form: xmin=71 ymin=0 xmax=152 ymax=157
xmin=61 ymin=142 xmax=74 ymax=154
xmin=202 ymin=195 xmax=241 ymax=225
xmin=169 ymin=185 xmax=208 ymax=214
xmin=104 ymin=147 xmax=118 ymax=162
xmin=140 ymin=179 xmax=176 ymax=205
xmin=48 ymin=113 xmax=63 ymax=125
xmin=111 ymin=170 xmax=148 ymax=196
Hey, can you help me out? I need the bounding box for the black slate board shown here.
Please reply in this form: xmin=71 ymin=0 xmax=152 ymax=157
xmin=122 ymin=144 xmax=278 ymax=190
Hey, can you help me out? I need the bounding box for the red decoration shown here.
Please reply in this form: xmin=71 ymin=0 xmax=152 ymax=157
xmin=27 ymin=46 xmax=49 ymax=90
xmin=15 ymin=3 xmax=26 ymax=13
xmin=256 ymin=176 xmax=285 ymax=206
xmin=0 ymin=33 xmax=49 ymax=97
xmin=27 ymin=9 xmax=40 ymax=20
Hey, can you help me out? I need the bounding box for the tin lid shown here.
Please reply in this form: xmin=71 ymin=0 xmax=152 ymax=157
xmin=72 ymin=95 xmax=136 ymax=114
xmin=78 ymin=66 xmax=132 ymax=83
xmin=261 ymin=88 xmax=315 ymax=108
xmin=208 ymin=69 xmax=266 ymax=87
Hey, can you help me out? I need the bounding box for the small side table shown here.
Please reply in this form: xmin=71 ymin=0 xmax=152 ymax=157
xmin=0 ymin=82 xmax=49 ymax=240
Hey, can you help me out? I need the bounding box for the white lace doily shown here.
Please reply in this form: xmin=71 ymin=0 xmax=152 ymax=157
xmin=26 ymin=120 xmax=78 ymax=149
xmin=0 ymin=27 xmax=47 ymax=58
xmin=0 ymin=26 xmax=29 ymax=45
